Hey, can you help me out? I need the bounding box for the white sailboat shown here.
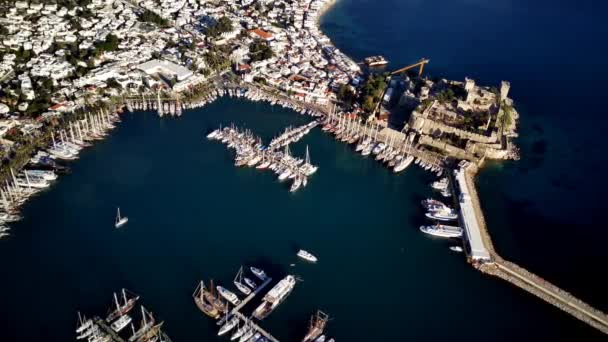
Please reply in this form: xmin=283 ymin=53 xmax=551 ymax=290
xmin=233 ymin=266 xmax=252 ymax=296
xmin=115 ymin=207 xmax=129 ymax=228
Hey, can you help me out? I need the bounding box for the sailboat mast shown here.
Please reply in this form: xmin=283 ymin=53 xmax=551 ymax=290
xmin=114 ymin=292 xmax=120 ymax=311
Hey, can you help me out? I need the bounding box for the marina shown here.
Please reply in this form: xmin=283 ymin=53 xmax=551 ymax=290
xmin=0 ymin=99 xmax=606 ymax=341
xmin=76 ymin=292 xmax=172 ymax=342
xmin=207 ymin=122 xmax=319 ymax=193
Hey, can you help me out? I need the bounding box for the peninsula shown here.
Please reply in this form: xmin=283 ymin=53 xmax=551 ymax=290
xmin=0 ymin=0 xmax=606 ymax=338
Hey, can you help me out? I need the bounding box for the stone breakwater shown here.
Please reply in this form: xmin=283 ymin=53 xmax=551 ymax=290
xmin=462 ymin=164 xmax=608 ymax=335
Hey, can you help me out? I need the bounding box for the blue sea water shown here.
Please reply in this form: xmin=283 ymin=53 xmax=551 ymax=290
xmin=321 ymin=0 xmax=608 ymax=309
xmin=0 ymin=0 xmax=607 ymax=341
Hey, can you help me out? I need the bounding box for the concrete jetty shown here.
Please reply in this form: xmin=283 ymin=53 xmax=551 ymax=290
xmin=453 ymin=162 xmax=608 ymax=335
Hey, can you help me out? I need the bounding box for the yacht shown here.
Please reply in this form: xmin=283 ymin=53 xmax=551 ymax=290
xmin=372 ymin=142 xmax=386 ymax=155
xmin=207 ymin=130 xmax=219 ymax=139
xmin=252 ymin=275 xmax=296 ymax=320
xmin=247 ymin=155 xmax=261 ymax=167
xmin=238 ymin=327 xmax=255 ymax=342
xmin=230 ymin=321 xmax=246 ymax=341
xmin=425 ymin=208 xmax=458 ymax=221
xmin=421 ymin=199 xmax=449 ymax=211
xmin=218 ymin=317 xmax=239 ymax=336
xmin=234 ymin=267 xmax=252 ymax=296
xmin=244 ymin=277 xmax=257 ymax=289
xmin=432 ymin=177 xmax=449 ymax=190
xmin=290 ymin=176 xmax=302 ymax=193
xmin=278 ymin=169 xmax=292 ymax=181
xmin=110 ymin=314 xmax=132 ymax=333
xmin=393 ymin=155 xmax=414 ymax=173
xmin=420 ymin=224 xmax=463 ymax=238
xmin=115 ymin=207 xmax=128 ymax=228
xmin=24 ymin=170 xmax=57 ymax=181
xmin=250 ymin=267 xmax=267 ymax=280
xmin=216 ymin=286 xmax=241 ymax=306
xmin=106 ymin=289 xmax=139 ymax=323
xmin=297 ymin=250 xmax=318 ymax=263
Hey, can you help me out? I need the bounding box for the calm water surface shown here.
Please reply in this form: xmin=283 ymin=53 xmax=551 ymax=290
xmin=1 ymin=0 xmax=607 ymax=341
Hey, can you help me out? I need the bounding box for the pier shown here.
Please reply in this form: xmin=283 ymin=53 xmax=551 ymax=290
xmin=324 ymin=112 xmax=446 ymax=169
xmin=453 ymin=162 xmax=608 ymax=335
xmin=215 ymin=276 xmax=281 ymax=341
xmin=233 ymin=312 xmax=280 ymax=342
xmin=230 ymin=276 xmax=273 ymax=316
xmin=93 ymin=317 xmax=126 ymax=342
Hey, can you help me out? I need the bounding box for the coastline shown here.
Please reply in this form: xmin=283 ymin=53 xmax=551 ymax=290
xmin=2 ymin=0 xmax=607 ymax=337
xmin=317 ymin=0 xmax=338 ymax=24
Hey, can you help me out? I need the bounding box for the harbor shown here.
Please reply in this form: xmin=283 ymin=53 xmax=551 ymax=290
xmin=0 ymin=99 xmax=605 ymax=341
xmin=76 ymin=290 xmax=172 ymax=342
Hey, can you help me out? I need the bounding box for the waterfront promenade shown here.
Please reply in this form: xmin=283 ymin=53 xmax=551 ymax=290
xmin=457 ymin=163 xmax=608 ymax=335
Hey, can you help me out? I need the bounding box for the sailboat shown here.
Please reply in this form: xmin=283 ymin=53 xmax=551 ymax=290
xmin=193 ymin=281 xmax=221 ymax=319
xmin=115 ymin=207 xmax=128 ymax=228
xmin=128 ymin=306 xmax=156 ymax=342
xmin=302 ymin=145 xmax=318 ymax=176
xmin=233 ymin=266 xmax=252 ymax=295
xmin=106 ymin=289 xmax=140 ymax=322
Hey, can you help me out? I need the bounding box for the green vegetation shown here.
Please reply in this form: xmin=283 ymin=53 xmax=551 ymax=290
xmin=203 ymin=47 xmax=230 ymax=71
xmin=0 ymin=24 xmax=8 ymax=36
xmin=249 ymin=39 xmax=273 ymax=62
xmin=501 ymin=102 xmax=514 ymax=128
xmin=106 ymin=78 xmax=122 ymax=89
xmin=253 ymin=76 xmax=267 ymax=85
xmin=206 ymin=16 xmax=234 ymax=37
xmin=337 ymin=84 xmax=356 ymax=106
xmin=360 ymin=74 xmax=387 ymax=112
xmin=139 ymin=9 xmax=169 ymax=27
xmin=436 ymin=88 xmax=456 ymax=103
xmin=94 ymin=34 xmax=119 ymax=53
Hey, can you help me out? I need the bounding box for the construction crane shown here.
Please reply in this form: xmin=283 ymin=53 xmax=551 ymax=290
xmin=390 ymin=58 xmax=430 ymax=77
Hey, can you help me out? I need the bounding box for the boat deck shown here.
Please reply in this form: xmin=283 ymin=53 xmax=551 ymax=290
xmin=93 ymin=317 xmax=126 ymax=342
xmin=216 ymin=276 xmax=280 ymax=341
xmin=234 ymin=312 xmax=280 ymax=342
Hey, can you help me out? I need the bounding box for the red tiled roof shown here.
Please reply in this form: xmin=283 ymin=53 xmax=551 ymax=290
xmin=250 ymin=28 xmax=273 ymax=40
xmin=49 ymin=103 xmax=65 ymax=111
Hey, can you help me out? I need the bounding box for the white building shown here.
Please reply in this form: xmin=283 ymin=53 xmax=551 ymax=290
xmin=137 ymin=59 xmax=193 ymax=81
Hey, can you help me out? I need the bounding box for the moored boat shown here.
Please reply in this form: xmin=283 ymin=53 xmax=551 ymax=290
xmin=419 ymin=224 xmax=463 ymax=238
xmin=252 ymin=275 xmax=296 ymax=320
xmin=297 ymin=249 xmax=318 ymax=263
xmin=216 ymin=286 xmax=241 ymax=306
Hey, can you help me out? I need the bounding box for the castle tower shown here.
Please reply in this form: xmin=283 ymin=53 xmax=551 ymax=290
xmin=464 ymin=78 xmax=475 ymax=103
xmin=500 ymin=81 xmax=511 ymax=101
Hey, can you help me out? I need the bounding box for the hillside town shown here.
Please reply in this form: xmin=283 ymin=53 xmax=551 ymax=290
xmin=0 ymin=0 xmax=519 ymax=229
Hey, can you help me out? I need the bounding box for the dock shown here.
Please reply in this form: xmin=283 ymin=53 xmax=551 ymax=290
xmin=234 ymin=312 xmax=280 ymax=342
xmin=214 ymin=275 xmax=281 ymax=341
xmin=452 ymin=162 xmax=608 ymax=335
xmin=93 ymin=317 xmax=126 ymax=342
xmin=230 ymin=276 xmax=273 ymax=316
xmin=324 ymin=111 xmax=446 ymax=169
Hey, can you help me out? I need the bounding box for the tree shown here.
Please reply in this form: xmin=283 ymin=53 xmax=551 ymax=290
xmin=362 ymin=96 xmax=375 ymax=112
xmin=106 ymin=78 xmax=122 ymax=89
xmin=249 ymin=39 xmax=273 ymax=62
xmin=337 ymin=84 xmax=355 ymax=106
xmin=140 ymin=9 xmax=169 ymax=27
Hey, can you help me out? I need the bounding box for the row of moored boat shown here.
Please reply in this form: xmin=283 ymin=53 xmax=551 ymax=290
xmin=207 ymin=124 xmax=318 ymax=193
xmin=1 ymin=110 xmax=122 ymax=240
